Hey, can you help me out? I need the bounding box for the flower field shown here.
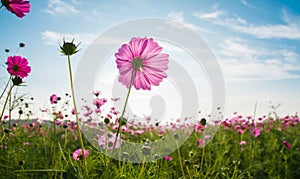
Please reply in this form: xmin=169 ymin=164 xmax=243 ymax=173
xmin=1 ymin=1 xmax=300 ymax=178
xmin=1 ymin=107 xmax=300 ymax=178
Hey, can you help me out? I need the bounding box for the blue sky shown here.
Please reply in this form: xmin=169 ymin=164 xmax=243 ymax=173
xmin=1 ymin=0 xmax=300 ymax=118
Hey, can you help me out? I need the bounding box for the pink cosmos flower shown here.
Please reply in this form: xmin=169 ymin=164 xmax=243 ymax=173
xmin=252 ymin=128 xmax=260 ymax=137
xmin=72 ymin=148 xmax=89 ymax=161
xmin=135 ymin=130 xmax=144 ymax=135
xmin=97 ymin=132 xmax=121 ymax=150
xmin=164 ymin=155 xmax=173 ymax=161
xmin=196 ymin=139 xmax=205 ymax=147
xmin=283 ymin=140 xmax=291 ymax=149
xmin=93 ymin=98 xmax=107 ymax=109
xmin=50 ymin=94 xmax=58 ymax=104
xmin=6 ymin=55 xmax=31 ymax=78
xmin=115 ymin=37 xmax=169 ymax=90
xmin=1 ymin=0 xmax=30 ymax=18
xmin=240 ymin=141 xmax=247 ymax=146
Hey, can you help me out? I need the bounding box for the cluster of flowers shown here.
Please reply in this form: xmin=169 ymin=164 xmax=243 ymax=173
xmin=220 ymin=112 xmax=299 ymax=149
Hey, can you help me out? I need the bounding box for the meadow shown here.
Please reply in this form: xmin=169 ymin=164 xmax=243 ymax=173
xmin=1 ymin=1 xmax=300 ymax=178
xmin=0 ymin=103 xmax=299 ymax=178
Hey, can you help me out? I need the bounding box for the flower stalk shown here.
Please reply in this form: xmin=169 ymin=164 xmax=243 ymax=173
xmin=67 ymin=54 xmax=88 ymax=176
xmin=0 ymin=76 xmax=12 ymax=100
xmin=113 ymin=69 xmax=135 ymax=149
xmin=0 ymin=83 xmax=14 ymax=122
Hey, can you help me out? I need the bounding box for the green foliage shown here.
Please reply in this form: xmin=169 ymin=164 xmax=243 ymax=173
xmin=0 ymin=118 xmax=300 ymax=178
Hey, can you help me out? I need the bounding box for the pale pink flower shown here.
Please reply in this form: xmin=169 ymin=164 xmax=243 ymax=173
xmin=115 ymin=37 xmax=169 ymax=90
xmin=239 ymin=141 xmax=247 ymax=146
xmin=111 ymin=97 xmax=120 ymax=101
xmin=135 ymin=130 xmax=144 ymax=135
xmin=97 ymin=132 xmax=121 ymax=150
xmin=83 ymin=105 xmax=93 ymax=117
xmin=196 ymin=139 xmax=205 ymax=147
xmin=72 ymin=148 xmax=89 ymax=160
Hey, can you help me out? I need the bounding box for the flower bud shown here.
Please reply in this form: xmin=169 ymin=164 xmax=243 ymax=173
xmin=200 ymin=118 xmax=206 ymax=126
xmin=19 ymin=43 xmax=25 ymax=48
xmin=60 ymin=39 xmax=80 ymax=56
xmin=12 ymin=76 xmax=23 ymax=86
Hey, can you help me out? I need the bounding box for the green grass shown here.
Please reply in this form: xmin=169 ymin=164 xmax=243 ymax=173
xmin=0 ymin=116 xmax=300 ymax=178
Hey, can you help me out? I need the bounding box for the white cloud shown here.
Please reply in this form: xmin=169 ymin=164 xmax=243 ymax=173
xmin=167 ymin=11 xmax=184 ymax=22
xmin=220 ymin=37 xmax=266 ymax=58
xmin=44 ymin=0 xmax=79 ymax=14
xmin=41 ymin=31 xmax=97 ymax=46
xmin=219 ymin=37 xmax=300 ymax=81
xmin=193 ymin=10 xmax=224 ymax=20
xmin=167 ymin=11 xmax=209 ymax=32
xmin=241 ymin=0 xmax=255 ymax=8
xmin=41 ymin=30 xmax=129 ymax=48
xmin=193 ymin=9 xmax=300 ymax=40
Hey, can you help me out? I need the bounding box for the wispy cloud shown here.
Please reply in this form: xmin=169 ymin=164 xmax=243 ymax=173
xmin=241 ymin=0 xmax=256 ymax=8
xmin=41 ymin=31 xmax=97 ymax=46
xmin=44 ymin=0 xmax=79 ymax=15
xmin=167 ymin=11 xmax=209 ymax=33
xmin=193 ymin=10 xmax=224 ymax=20
xmin=41 ymin=30 xmax=130 ymax=48
xmin=219 ymin=37 xmax=300 ymax=81
xmin=193 ymin=8 xmax=300 ymax=40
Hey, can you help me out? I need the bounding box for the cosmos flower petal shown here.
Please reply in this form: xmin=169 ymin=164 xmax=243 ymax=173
xmin=118 ymin=69 xmax=133 ymax=88
xmin=129 ymin=37 xmax=147 ymax=58
xmin=140 ymin=38 xmax=162 ymax=59
xmin=115 ymin=44 xmax=133 ymax=61
xmin=144 ymin=53 xmax=169 ymax=71
xmin=6 ymin=55 xmax=31 ymax=78
xmin=133 ymin=70 xmax=151 ymax=90
xmin=3 ymin=0 xmax=30 ymax=18
xmin=115 ymin=37 xmax=169 ymax=90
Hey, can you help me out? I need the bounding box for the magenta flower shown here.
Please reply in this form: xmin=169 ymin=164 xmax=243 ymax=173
xmin=252 ymin=128 xmax=260 ymax=137
xmin=164 ymin=155 xmax=173 ymax=161
xmin=6 ymin=55 xmax=31 ymax=78
xmin=115 ymin=37 xmax=169 ymax=90
xmin=1 ymin=0 xmax=30 ymax=18
xmin=93 ymin=98 xmax=107 ymax=109
xmin=283 ymin=140 xmax=291 ymax=149
xmin=50 ymin=94 xmax=59 ymax=104
xmin=72 ymin=148 xmax=89 ymax=161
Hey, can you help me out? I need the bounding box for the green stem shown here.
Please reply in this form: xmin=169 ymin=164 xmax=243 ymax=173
xmin=200 ymin=147 xmax=205 ymax=175
xmin=0 ymin=76 xmax=11 ymax=100
xmin=8 ymin=82 xmax=12 ymax=128
xmin=176 ymin=141 xmax=185 ymax=177
xmin=67 ymin=55 xmax=88 ymax=177
xmin=113 ymin=69 xmax=136 ymax=149
xmin=0 ymin=84 xmax=14 ymax=122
